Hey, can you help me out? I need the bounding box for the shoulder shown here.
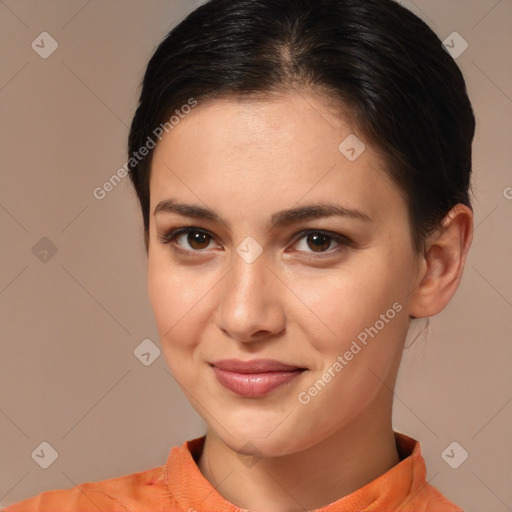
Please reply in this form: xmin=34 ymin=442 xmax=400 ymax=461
xmin=2 ymin=464 xmax=167 ymax=512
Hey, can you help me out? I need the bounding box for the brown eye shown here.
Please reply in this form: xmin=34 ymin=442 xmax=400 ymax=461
xmin=158 ymin=228 xmax=216 ymax=252
xmin=186 ymin=230 xmax=211 ymax=250
xmin=306 ymin=233 xmax=332 ymax=252
xmin=292 ymin=230 xmax=353 ymax=257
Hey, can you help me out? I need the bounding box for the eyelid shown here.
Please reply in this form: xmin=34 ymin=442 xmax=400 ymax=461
xmin=290 ymin=229 xmax=353 ymax=249
xmin=158 ymin=226 xmax=221 ymax=254
xmin=158 ymin=226 xmax=353 ymax=256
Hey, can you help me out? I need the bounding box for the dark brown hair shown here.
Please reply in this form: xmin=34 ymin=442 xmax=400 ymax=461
xmin=128 ymin=0 xmax=475 ymax=252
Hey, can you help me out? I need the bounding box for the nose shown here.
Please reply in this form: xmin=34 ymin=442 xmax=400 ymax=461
xmin=215 ymin=252 xmax=286 ymax=344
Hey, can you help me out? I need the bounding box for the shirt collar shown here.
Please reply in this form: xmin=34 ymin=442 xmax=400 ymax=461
xmin=164 ymin=431 xmax=427 ymax=511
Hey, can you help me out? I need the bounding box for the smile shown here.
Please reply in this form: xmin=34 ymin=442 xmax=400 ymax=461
xmin=210 ymin=359 xmax=307 ymax=398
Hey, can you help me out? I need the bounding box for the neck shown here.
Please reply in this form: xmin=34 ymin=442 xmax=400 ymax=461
xmin=197 ymin=398 xmax=400 ymax=511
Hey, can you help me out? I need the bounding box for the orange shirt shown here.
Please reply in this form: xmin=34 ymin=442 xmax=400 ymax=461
xmin=2 ymin=432 xmax=462 ymax=511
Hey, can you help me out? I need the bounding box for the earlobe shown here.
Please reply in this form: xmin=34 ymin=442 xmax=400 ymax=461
xmin=409 ymin=204 xmax=473 ymax=318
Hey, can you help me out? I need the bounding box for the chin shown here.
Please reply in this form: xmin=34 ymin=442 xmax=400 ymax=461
xmin=211 ymin=421 xmax=312 ymax=459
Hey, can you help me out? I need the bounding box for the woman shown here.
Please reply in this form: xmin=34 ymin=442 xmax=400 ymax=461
xmin=3 ymin=0 xmax=475 ymax=510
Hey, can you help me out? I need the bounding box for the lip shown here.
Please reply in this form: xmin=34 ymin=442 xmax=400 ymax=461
xmin=210 ymin=359 xmax=307 ymax=398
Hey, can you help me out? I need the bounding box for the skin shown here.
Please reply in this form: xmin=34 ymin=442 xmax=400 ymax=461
xmin=147 ymin=90 xmax=473 ymax=511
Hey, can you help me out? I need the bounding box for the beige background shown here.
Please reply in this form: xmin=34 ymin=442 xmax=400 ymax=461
xmin=0 ymin=0 xmax=511 ymax=510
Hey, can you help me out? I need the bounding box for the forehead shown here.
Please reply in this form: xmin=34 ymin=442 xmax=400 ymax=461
xmin=153 ymin=91 xmax=357 ymax=171
xmin=149 ymin=91 xmax=405 ymax=226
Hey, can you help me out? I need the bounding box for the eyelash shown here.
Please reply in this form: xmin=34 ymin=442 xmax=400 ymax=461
xmin=158 ymin=227 xmax=353 ymax=258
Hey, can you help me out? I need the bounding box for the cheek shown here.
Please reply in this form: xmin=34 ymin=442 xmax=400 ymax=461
xmin=147 ymin=255 xmax=209 ymax=346
xmin=292 ymin=254 xmax=410 ymax=353
xmin=292 ymin=265 xmax=409 ymax=423
xmin=147 ymin=262 xmax=206 ymax=386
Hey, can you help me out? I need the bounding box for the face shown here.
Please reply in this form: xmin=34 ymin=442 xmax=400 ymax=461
xmin=147 ymin=91 xmax=421 ymax=457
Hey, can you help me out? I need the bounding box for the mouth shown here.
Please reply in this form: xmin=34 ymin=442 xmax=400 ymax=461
xmin=210 ymin=359 xmax=308 ymax=398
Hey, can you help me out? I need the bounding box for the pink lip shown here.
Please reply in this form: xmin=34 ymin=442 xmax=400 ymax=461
xmin=211 ymin=359 xmax=307 ymax=398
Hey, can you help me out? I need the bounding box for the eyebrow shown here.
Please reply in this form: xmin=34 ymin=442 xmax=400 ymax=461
xmin=154 ymin=199 xmax=371 ymax=231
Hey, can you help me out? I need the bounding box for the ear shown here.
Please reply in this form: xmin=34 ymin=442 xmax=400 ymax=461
xmin=409 ymin=204 xmax=473 ymax=318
